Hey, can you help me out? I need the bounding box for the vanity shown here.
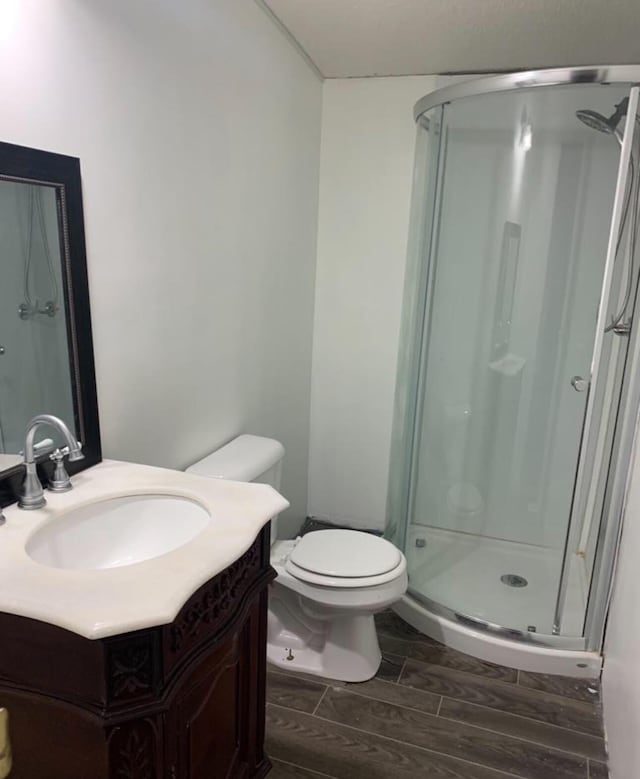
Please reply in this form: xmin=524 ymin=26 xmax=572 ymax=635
xmin=0 ymin=460 xmax=288 ymax=779
xmin=0 ymin=142 xmax=288 ymax=777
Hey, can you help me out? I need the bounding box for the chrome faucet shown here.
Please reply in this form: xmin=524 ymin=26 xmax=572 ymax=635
xmin=19 ymin=415 xmax=84 ymax=510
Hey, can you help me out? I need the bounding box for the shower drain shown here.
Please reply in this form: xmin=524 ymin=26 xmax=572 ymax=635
xmin=501 ymin=574 xmax=528 ymax=588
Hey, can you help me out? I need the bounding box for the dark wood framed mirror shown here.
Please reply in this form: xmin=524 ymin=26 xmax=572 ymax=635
xmin=0 ymin=141 xmax=101 ymax=507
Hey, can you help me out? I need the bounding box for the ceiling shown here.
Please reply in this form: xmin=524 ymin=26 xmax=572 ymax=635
xmin=260 ymin=0 xmax=640 ymax=78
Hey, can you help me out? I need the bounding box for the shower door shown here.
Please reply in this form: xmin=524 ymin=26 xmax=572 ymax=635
xmin=402 ymin=83 xmax=636 ymax=639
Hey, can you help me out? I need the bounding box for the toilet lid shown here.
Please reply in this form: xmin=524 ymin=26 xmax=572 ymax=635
xmin=289 ymin=529 xmax=402 ymax=578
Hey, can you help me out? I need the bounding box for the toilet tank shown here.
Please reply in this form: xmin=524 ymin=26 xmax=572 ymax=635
xmin=186 ymin=435 xmax=285 ymax=542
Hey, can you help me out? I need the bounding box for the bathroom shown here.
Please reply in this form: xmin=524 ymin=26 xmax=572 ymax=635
xmin=0 ymin=1 xmax=639 ymax=777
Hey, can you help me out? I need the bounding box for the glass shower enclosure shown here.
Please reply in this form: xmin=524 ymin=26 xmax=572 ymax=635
xmin=387 ymin=67 xmax=640 ymax=673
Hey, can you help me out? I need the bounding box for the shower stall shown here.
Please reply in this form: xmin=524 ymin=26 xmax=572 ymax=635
xmin=387 ymin=67 xmax=640 ymax=676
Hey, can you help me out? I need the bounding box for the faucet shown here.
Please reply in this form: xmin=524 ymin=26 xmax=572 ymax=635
xmin=18 ymin=415 xmax=84 ymax=510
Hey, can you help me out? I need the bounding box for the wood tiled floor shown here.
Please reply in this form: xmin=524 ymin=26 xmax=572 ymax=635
xmin=265 ymin=610 xmax=608 ymax=779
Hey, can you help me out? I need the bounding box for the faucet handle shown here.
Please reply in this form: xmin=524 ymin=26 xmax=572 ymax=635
xmin=63 ymin=441 xmax=84 ymax=463
xmin=48 ymin=448 xmax=73 ymax=493
xmin=55 ymin=442 xmax=83 ymax=460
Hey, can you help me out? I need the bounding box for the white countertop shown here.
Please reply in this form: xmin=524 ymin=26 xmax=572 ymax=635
xmin=0 ymin=459 xmax=289 ymax=639
xmin=0 ymin=454 xmax=21 ymax=470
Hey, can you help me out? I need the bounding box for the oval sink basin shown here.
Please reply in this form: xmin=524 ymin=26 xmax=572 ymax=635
xmin=26 ymin=494 xmax=212 ymax=570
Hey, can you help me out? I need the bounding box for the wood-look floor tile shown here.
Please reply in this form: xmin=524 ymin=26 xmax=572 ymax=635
xmin=400 ymin=659 xmax=603 ymax=736
xmin=375 ymin=612 xmax=516 ymax=682
xmin=346 ymin=676 xmax=440 ymax=714
xmin=269 ymin=758 xmax=338 ymax=778
xmin=267 ymin=671 xmax=327 ymax=714
xmin=266 ymin=703 xmax=521 ymax=779
xmin=315 ymin=687 xmax=587 ymax=779
xmin=269 ymin=663 xmax=438 ymax=715
xmin=376 ymin=652 xmax=406 ymax=682
xmin=439 ymin=697 xmax=607 ymax=761
xmin=518 ymin=671 xmax=600 ymax=704
xmin=375 ymin=610 xmax=426 ymax=640
xmin=588 ymin=760 xmax=609 ymax=779
xmin=379 ymin=632 xmax=518 ymax=683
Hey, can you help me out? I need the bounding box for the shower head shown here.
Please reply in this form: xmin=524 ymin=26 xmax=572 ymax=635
xmin=576 ymin=98 xmax=629 ymax=142
xmin=576 ymin=109 xmax=618 ymax=134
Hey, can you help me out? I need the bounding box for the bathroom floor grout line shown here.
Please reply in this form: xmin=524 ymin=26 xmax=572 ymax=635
xmin=324 ymin=684 xmax=601 ymax=761
xmin=377 ymin=633 xmax=522 ymax=685
xmin=311 ymin=685 xmax=329 ymax=716
xmin=435 ymin=688 xmax=602 ymax=739
xmin=377 ymin=628 xmax=553 ymax=689
xmin=383 ymin=652 xmax=522 ymax=688
xmin=271 ymin=756 xmax=339 ymax=779
xmin=433 ymin=708 xmax=600 ymax=762
xmin=398 ymin=684 xmax=604 ymax=741
xmin=268 ymin=662 xmax=603 ymax=748
xmin=395 ymin=657 xmax=408 ymax=683
xmin=268 ymin=702 xmax=529 ymax=779
xmin=269 ymin=660 xmax=602 ymax=741
xmin=379 ymin=635 xmax=592 ymax=695
xmin=399 ymin=657 xmax=601 ymax=710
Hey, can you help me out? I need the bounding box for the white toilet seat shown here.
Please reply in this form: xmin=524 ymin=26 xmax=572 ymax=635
xmin=289 ymin=529 xmax=401 ymax=576
xmin=284 ymin=529 xmax=405 ymax=588
xmin=275 ymin=529 xmax=407 ymax=590
xmin=285 ymin=557 xmax=406 ymax=588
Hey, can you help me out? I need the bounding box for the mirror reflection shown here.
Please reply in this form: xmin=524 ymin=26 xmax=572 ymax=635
xmin=0 ymin=178 xmax=75 ymax=467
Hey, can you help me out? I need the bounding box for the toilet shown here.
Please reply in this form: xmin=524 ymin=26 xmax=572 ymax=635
xmin=187 ymin=434 xmax=408 ymax=682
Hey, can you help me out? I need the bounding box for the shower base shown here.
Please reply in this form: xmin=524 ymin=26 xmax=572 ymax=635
xmin=397 ymin=525 xmax=601 ymax=678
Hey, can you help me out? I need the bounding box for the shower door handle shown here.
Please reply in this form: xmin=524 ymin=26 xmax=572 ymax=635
xmin=571 ymin=375 xmax=589 ymax=392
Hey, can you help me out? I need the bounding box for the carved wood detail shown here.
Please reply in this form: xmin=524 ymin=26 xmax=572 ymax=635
xmin=107 ymin=717 xmax=160 ymax=779
xmin=106 ymin=632 xmax=160 ymax=705
xmin=169 ymin=539 xmax=261 ymax=657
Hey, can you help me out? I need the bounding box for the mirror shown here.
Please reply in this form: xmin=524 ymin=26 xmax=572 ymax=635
xmin=0 ymin=142 xmax=101 ymax=506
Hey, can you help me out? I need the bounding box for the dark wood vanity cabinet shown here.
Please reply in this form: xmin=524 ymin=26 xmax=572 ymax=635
xmin=0 ymin=527 xmax=275 ymax=779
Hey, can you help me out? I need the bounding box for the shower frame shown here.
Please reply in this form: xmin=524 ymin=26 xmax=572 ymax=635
xmin=389 ymin=66 xmax=640 ymax=676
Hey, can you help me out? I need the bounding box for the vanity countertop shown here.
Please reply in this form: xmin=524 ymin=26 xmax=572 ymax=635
xmin=0 ymin=459 xmax=288 ymax=639
xmin=0 ymin=454 xmax=21 ymax=470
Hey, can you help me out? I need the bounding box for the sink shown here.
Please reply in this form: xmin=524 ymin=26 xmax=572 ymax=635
xmin=26 ymin=494 xmax=212 ymax=570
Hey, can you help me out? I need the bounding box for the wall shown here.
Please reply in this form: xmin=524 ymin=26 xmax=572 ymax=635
xmin=602 ymin=430 xmax=640 ymax=778
xmin=0 ymin=0 xmax=322 ymax=536
xmin=306 ymin=74 xmax=457 ymax=530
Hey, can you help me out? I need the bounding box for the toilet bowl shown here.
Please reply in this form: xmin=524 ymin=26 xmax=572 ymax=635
xmin=187 ymin=435 xmax=408 ymax=683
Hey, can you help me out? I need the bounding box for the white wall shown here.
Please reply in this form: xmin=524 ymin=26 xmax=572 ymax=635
xmin=0 ymin=0 xmax=322 ymax=536
xmin=602 ymin=431 xmax=640 ymax=778
xmin=307 ymin=75 xmax=446 ymax=530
